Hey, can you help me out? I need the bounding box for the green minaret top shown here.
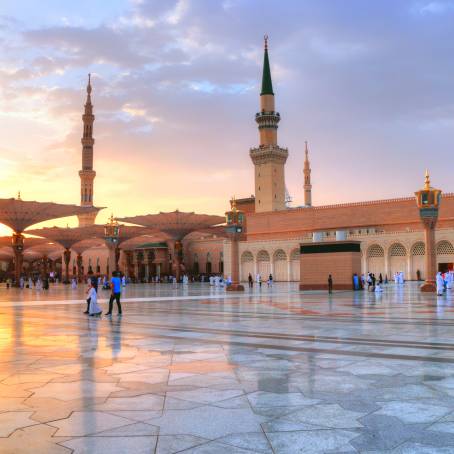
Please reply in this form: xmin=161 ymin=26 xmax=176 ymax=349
xmin=260 ymin=35 xmax=274 ymax=96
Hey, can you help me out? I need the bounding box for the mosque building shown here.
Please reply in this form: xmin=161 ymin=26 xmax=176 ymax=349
xmin=10 ymin=38 xmax=453 ymax=283
xmin=186 ymin=38 xmax=454 ymax=283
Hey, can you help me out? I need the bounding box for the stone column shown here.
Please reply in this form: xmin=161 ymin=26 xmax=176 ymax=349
xmin=226 ymin=235 xmax=244 ymax=292
xmin=421 ymin=218 xmax=437 ymax=292
xmin=287 ymin=259 xmax=291 ymax=282
xmin=125 ymin=251 xmax=134 ymax=278
xmin=42 ymin=255 xmax=48 ymax=278
xmin=115 ymin=246 xmax=120 ymax=273
xmin=12 ymin=233 xmax=24 ymax=286
xmin=63 ymin=248 xmax=71 ymax=284
xmin=173 ymin=240 xmax=183 ymax=282
xmin=106 ymin=243 xmax=117 ymax=277
xmin=77 ymin=253 xmax=83 ymax=282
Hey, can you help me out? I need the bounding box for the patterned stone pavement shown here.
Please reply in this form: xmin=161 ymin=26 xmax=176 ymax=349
xmin=1 ymin=282 xmax=454 ymax=453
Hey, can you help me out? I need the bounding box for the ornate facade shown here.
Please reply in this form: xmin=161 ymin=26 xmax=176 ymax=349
xmin=187 ymin=38 xmax=454 ymax=282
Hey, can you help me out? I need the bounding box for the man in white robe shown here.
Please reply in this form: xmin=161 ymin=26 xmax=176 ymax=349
xmin=448 ymin=272 xmax=454 ymax=290
xmin=436 ymin=272 xmax=444 ymax=296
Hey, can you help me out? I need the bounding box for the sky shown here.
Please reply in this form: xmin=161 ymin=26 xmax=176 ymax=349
xmin=1 ymin=0 xmax=454 ymax=234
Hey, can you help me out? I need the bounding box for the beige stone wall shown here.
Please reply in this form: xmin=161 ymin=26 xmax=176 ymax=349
xmin=185 ymin=238 xmax=224 ymax=274
xmin=218 ymin=227 xmax=454 ymax=282
xmin=246 ymin=194 xmax=454 ymax=240
xmin=254 ymin=161 xmax=286 ymax=213
xmin=300 ymin=250 xmax=361 ymax=290
xmin=62 ymin=245 xmax=110 ymax=277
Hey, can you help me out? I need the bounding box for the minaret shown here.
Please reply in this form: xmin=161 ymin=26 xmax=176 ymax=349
xmin=250 ymin=36 xmax=288 ymax=213
xmin=303 ymin=141 xmax=312 ymax=207
xmin=78 ymin=74 xmax=97 ymax=226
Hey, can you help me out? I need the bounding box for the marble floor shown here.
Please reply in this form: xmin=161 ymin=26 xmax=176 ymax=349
xmin=1 ymin=282 xmax=454 ymax=453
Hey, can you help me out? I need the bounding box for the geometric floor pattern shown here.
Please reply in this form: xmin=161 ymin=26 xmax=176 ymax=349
xmin=1 ymin=282 xmax=454 ymax=453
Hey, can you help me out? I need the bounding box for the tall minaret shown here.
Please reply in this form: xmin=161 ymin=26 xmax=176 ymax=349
xmin=303 ymin=141 xmax=312 ymax=207
xmin=250 ymin=36 xmax=288 ymax=213
xmin=78 ymin=74 xmax=98 ymax=226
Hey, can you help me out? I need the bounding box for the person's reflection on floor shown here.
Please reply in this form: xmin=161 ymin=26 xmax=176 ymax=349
xmin=109 ymin=316 xmax=122 ymax=359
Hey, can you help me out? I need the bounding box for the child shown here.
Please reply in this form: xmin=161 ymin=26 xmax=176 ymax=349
xmin=87 ymin=282 xmax=102 ymax=317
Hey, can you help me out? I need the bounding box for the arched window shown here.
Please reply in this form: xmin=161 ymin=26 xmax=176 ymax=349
xmin=273 ymin=249 xmax=287 ymax=261
xmin=437 ymin=240 xmax=454 ymax=255
xmin=241 ymin=251 xmax=253 ymax=263
xmin=411 ymin=242 xmax=425 ymax=256
xmin=257 ymin=250 xmax=270 ymax=262
xmin=367 ymin=245 xmax=384 ymax=258
xmin=389 ymin=243 xmax=406 ymax=257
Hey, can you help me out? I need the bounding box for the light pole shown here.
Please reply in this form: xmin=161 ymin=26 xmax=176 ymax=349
xmin=225 ymin=198 xmax=245 ymax=292
xmin=415 ymin=171 xmax=441 ymax=292
xmin=104 ymin=214 xmax=121 ymax=274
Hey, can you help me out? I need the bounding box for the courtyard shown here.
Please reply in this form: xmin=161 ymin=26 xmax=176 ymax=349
xmin=1 ymin=282 xmax=454 ymax=453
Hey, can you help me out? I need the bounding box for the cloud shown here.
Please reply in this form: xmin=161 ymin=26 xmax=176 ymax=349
xmin=1 ymin=0 xmax=454 ymax=216
xmin=415 ymin=1 xmax=454 ymax=15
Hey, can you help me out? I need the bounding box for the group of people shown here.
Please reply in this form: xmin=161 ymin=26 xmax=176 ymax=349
xmin=247 ymin=273 xmax=274 ymax=288
xmin=436 ymin=271 xmax=454 ymax=296
xmin=84 ymin=271 xmax=123 ymax=317
xmin=72 ymin=274 xmax=127 ymax=290
xmin=9 ymin=276 xmax=51 ymax=290
xmin=351 ymin=272 xmax=389 ymax=292
xmin=209 ymin=275 xmax=227 ymax=287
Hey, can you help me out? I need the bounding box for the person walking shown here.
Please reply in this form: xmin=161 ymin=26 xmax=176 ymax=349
xmin=87 ymin=281 xmax=102 ymax=317
xmin=84 ymin=271 xmax=99 ymax=314
xmin=328 ymin=274 xmax=333 ymax=294
xmin=436 ymin=272 xmax=444 ymax=296
xmin=248 ymin=273 xmax=253 ymax=289
xmin=268 ymin=273 xmax=273 ymax=288
xmin=106 ymin=271 xmax=122 ymax=316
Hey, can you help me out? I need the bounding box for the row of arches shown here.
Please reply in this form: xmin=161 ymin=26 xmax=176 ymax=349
xmin=366 ymin=240 xmax=454 ymax=279
xmin=240 ymin=249 xmax=300 ymax=282
xmin=192 ymin=252 xmax=224 ymax=274
xmin=237 ymin=240 xmax=454 ymax=282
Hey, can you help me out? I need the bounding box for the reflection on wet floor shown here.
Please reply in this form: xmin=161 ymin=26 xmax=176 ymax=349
xmin=1 ymin=282 xmax=454 ymax=453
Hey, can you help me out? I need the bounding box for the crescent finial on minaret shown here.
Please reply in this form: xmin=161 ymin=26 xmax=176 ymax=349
xmin=87 ymin=73 xmax=92 ymax=94
xmin=424 ymin=169 xmax=431 ymax=190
